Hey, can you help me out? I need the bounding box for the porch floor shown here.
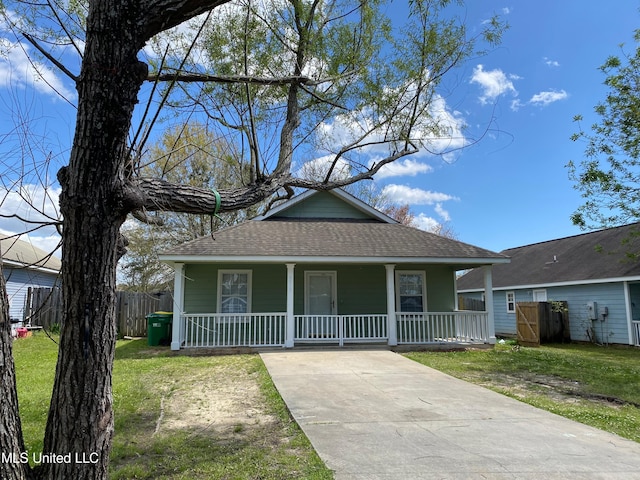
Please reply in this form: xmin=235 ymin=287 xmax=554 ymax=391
xmin=170 ymin=342 xmax=494 ymax=358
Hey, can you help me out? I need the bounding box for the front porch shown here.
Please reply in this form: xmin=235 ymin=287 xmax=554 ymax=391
xmin=168 ymin=261 xmax=498 ymax=351
xmin=177 ymin=311 xmax=491 ymax=348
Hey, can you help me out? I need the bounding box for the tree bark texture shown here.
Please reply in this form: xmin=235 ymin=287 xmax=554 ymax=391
xmin=4 ymin=1 xmax=417 ymax=478
xmin=37 ymin=2 xmax=148 ymax=479
xmin=34 ymin=2 xmax=234 ymax=478
xmin=0 ymin=264 xmax=33 ymax=480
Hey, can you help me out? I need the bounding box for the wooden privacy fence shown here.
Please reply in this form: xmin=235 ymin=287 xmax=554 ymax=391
xmin=24 ymin=287 xmax=173 ymax=337
xmin=516 ymin=301 xmax=569 ymax=347
xmin=457 ymin=295 xmax=485 ymax=311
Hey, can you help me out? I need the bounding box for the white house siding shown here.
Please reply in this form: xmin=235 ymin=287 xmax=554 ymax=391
xmin=3 ymin=267 xmax=60 ymax=320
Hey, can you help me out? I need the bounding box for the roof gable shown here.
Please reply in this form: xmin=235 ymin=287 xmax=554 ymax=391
xmin=457 ymin=223 xmax=640 ymax=290
xmin=160 ymin=188 xmax=508 ymax=265
xmin=257 ymin=189 xmax=397 ymax=223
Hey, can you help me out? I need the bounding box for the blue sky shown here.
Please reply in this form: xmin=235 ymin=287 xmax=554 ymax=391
xmin=375 ymin=1 xmax=639 ymax=252
xmin=0 ymin=1 xmax=639 ymax=255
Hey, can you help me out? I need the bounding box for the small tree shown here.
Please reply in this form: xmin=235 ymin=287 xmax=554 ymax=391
xmin=568 ymin=29 xmax=640 ymax=252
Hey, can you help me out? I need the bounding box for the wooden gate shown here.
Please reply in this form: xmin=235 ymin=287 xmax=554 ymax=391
xmin=516 ymin=301 xmax=569 ymax=346
xmin=516 ymin=302 xmax=541 ymax=346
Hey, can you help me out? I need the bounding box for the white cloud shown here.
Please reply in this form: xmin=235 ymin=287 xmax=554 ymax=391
xmin=0 ymin=36 xmax=76 ymax=101
xmin=296 ymin=155 xmax=352 ymax=182
xmin=374 ymin=159 xmax=433 ymax=179
xmin=434 ymin=203 xmax=450 ymax=222
xmin=0 ymin=183 xmax=61 ymax=233
xmin=510 ymin=98 xmax=524 ymax=111
xmin=317 ymin=91 xmax=468 ymax=165
xmin=529 ymin=89 xmax=568 ymax=107
xmin=544 ymin=57 xmax=560 ymax=67
xmin=144 ymin=12 xmax=212 ymax=66
xmin=413 ymin=213 xmax=439 ymax=232
xmin=381 ymin=184 xmax=458 ymax=205
xmin=470 ymin=64 xmax=518 ymax=105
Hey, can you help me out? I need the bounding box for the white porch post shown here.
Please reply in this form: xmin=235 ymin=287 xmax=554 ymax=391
xmin=624 ymin=281 xmax=634 ymax=345
xmin=285 ymin=263 xmax=296 ymax=348
xmin=483 ymin=265 xmax=496 ymax=345
xmin=385 ymin=264 xmax=397 ymax=346
xmin=170 ymin=263 xmax=185 ymax=351
xmin=453 ymin=271 xmax=459 ymax=310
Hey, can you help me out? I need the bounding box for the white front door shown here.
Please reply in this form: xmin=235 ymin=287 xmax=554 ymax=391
xmin=304 ymin=271 xmax=337 ymax=338
xmin=305 ymin=271 xmax=337 ymax=315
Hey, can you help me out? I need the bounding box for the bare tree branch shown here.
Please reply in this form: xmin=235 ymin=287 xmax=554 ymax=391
xmin=147 ymin=72 xmax=330 ymax=85
xmin=22 ymin=33 xmax=79 ymax=82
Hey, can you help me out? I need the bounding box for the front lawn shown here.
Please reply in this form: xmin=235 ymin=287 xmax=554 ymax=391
xmin=405 ymin=341 xmax=640 ymax=443
xmin=12 ymin=335 xmax=332 ymax=479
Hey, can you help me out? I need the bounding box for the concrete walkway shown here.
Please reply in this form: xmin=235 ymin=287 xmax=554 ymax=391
xmin=260 ymin=349 xmax=640 ymax=479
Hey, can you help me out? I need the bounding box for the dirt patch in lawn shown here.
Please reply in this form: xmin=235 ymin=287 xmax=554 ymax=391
xmin=476 ymin=372 xmax=638 ymax=408
xmin=157 ymin=362 xmax=280 ymax=439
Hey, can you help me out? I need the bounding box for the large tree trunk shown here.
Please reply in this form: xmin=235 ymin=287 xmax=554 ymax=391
xmin=36 ymin=2 xmax=147 ymax=479
xmin=0 ymin=264 xmax=33 ymax=480
xmin=4 ymin=0 xmax=392 ymax=477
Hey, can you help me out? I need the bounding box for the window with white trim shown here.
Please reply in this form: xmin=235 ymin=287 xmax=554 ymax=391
xmin=506 ymin=291 xmax=515 ymax=313
xmin=218 ymin=270 xmax=252 ymax=313
xmin=396 ymin=271 xmax=426 ymax=312
xmin=533 ymin=289 xmax=547 ymax=302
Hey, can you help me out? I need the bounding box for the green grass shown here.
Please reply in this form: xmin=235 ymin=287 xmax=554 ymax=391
xmin=405 ymin=341 xmax=640 ymax=442
xmin=15 ymin=334 xmax=640 ymax=477
xmin=12 ymin=335 xmax=333 ymax=479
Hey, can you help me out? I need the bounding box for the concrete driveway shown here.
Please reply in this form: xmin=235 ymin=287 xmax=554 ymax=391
xmin=260 ymin=349 xmax=640 ymax=479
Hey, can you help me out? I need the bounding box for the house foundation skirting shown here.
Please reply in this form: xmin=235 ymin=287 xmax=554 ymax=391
xmin=176 ymin=312 xmax=490 ymax=349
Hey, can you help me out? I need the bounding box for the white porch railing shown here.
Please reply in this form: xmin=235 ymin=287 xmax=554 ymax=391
xmin=294 ymin=314 xmax=388 ymax=346
xmin=179 ymin=311 xmax=489 ymax=348
xmin=396 ymin=311 xmax=490 ymax=344
xmin=182 ymin=313 xmax=286 ymax=348
xmin=633 ymin=321 xmax=640 ymax=347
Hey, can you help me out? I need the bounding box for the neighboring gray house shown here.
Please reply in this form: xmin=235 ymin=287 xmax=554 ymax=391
xmin=1 ymin=235 xmax=61 ymax=322
xmin=457 ymin=224 xmax=640 ymax=346
xmin=159 ymin=189 xmax=509 ymax=350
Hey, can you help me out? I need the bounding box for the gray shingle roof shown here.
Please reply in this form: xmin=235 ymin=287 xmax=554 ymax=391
xmin=1 ymin=235 xmax=61 ymax=272
xmin=457 ymin=223 xmax=640 ymax=290
xmin=161 ymin=218 xmax=506 ymax=263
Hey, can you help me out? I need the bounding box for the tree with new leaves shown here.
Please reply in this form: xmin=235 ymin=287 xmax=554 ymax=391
xmin=568 ymin=29 xmax=640 ymax=254
xmin=119 ymin=123 xmax=264 ymax=291
xmin=0 ymin=1 xmax=504 ymax=478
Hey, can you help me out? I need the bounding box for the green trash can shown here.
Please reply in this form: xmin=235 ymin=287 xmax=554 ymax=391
xmin=146 ymin=312 xmax=172 ymax=346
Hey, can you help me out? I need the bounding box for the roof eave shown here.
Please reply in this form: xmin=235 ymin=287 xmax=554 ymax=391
xmin=2 ymin=259 xmax=61 ymax=275
xmin=159 ymin=254 xmax=510 ymax=266
xmin=458 ymin=274 xmax=640 ymax=292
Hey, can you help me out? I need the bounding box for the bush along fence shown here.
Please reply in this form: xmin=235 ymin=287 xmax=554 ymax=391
xmin=24 ymin=287 xmax=173 ymax=337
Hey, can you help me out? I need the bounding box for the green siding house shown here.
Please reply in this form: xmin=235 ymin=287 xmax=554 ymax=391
xmin=159 ymin=189 xmax=509 ymax=350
